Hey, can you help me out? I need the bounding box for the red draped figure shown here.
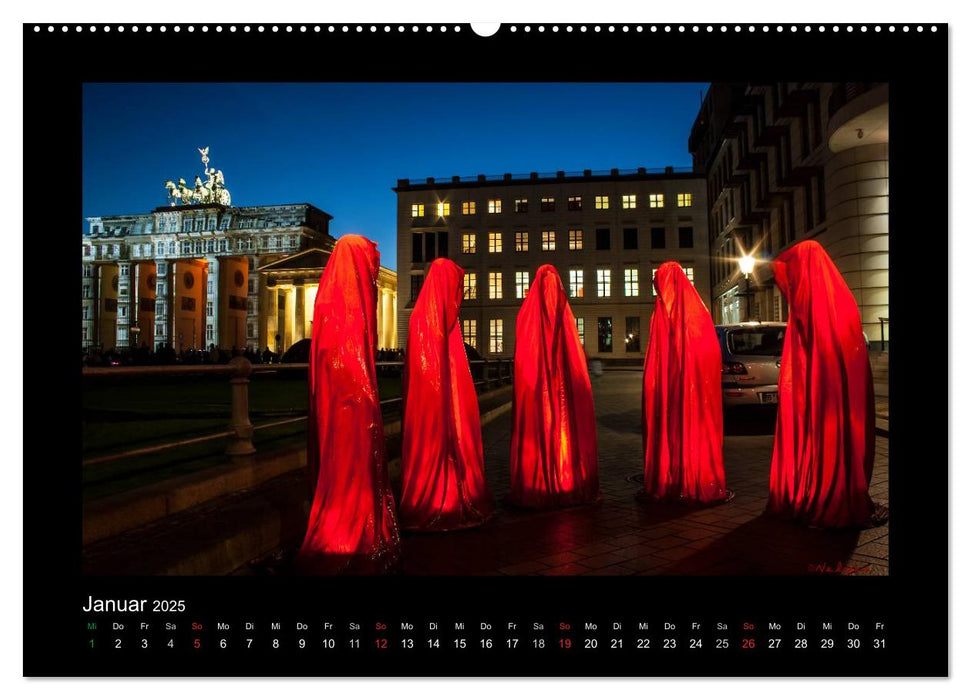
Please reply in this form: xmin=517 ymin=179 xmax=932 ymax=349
xmin=509 ymin=264 xmax=599 ymax=508
xmin=768 ymin=240 xmax=878 ymax=529
xmin=295 ymin=235 xmax=401 ymax=574
xmin=642 ymin=262 xmax=731 ymax=504
xmin=399 ymin=258 xmax=495 ymax=530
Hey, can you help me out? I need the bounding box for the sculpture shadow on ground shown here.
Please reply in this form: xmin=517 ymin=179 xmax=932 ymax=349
xmin=656 ymin=513 xmax=864 ymax=576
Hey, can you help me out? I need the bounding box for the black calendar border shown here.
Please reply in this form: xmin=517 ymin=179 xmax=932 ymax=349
xmin=23 ymin=22 xmax=948 ymax=677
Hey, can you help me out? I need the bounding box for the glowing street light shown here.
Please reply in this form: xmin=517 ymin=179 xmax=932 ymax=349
xmin=738 ymin=253 xmax=757 ymax=278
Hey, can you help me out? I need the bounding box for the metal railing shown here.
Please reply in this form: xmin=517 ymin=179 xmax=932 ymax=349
xmin=81 ymin=358 xmax=514 ymax=467
xmin=878 ymin=317 xmax=889 ymax=352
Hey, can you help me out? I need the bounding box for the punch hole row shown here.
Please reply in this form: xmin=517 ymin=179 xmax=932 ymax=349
xmin=33 ymin=24 xmax=939 ymax=34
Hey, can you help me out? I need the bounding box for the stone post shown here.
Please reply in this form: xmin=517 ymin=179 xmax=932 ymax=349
xmin=226 ymin=356 xmax=256 ymax=456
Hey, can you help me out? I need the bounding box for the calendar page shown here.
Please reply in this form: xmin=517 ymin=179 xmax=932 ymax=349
xmin=23 ymin=21 xmax=947 ymax=677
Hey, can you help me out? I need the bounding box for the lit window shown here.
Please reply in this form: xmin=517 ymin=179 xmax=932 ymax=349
xmin=651 ymin=267 xmax=659 ymax=296
xmin=463 ymin=272 xmax=477 ymax=299
xmin=622 ymin=194 xmax=637 ymax=209
xmin=462 ymin=201 xmax=476 ymax=215
xmin=488 ymin=232 xmax=502 ymax=253
xmin=569 ymin=269 xmax=584 ymax=298
xmin=206 ymin=301 xmax=214 ymax=316
xmin=624 ymin=268 xmax=639 ymax=297
xmin=568 ymin=196 xmax=582 ymax=211
xmin=542 ymin=230 xmax=556 ymax=251
xmin=541 ymin=197 xmax=555 ymax=212
xmin=576 ymin=317 xmax=585 ymax=346
xmin=597 ymin=268 xmax=611 ymax=297
xmin=411 ymin=203 xmax=425 ymax=217
xmin=569 ymin=229 xmax=583 ymax=251
xmin=488 ymin=199 xmax=502 ymax=214
xmin=489 ymin=319 xmax=503 ymax=354
xmin=683 ymin=266 xmax=695 ymax=283
xmin=649 ymin=194 xmax=664 ymax=208
xmin=515 ymin=231 xmax=529 ymax=252
xmin=625 ymin=317 xmax=641 ymax=352
xmin=462 ymin=233 xmax=477 ymax=254
xmin=463 ymin=319 xmax=477 ymax=348
xmin=598 ymin=317 xmax=613 ymax=352
xmin=515 ymin=271 xmax=530 ymax=299
xmin=515 ymin=199 xmax=528 ymax=213
xmin=437 ymin=202 xmax=450 ymax=217
xmin=595 ymin=195 xmax=609 ymax=210
xmin=677 ymin=193 xmax=693 ymax=207
xmin=489 ymin=271 xmax=503 ymax=299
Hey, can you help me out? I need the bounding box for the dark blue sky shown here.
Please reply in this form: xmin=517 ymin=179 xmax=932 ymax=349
xmin=83 ymin=83 xmax=708 ymax=270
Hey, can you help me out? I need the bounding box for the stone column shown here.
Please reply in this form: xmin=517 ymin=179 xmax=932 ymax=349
xmin=265 ymin=285 xmax=279 ymax=353
xmin=821 ymin=142 xmax=889 ymax=343
xmin=283 ymin=286 xmax=295 ymax=351
xmin=294 ymin=283 xmax=306 ymax=343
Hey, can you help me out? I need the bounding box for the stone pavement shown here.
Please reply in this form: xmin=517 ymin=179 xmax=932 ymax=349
xmin=400 ymin=370 xmax=889 ymax=576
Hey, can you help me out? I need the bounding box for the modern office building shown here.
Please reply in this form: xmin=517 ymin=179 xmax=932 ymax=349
xmin=82 ymin=149 xmax=397 ymax=354
xmin=394 ymin=168 xmax=709 ymax=359
xmin=688 ymin=83 xmax=889 ymax=342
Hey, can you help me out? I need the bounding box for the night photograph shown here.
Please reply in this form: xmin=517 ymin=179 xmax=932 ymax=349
xmin=79 ymin=81 xmax=892 ymax=578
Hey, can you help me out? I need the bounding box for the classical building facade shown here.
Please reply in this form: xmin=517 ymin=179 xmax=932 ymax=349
xmin=82 ymin=150 xmax=397 ymax=354
xmin=688 ymin=83 xmax=889 ymax=342
xmin=394 ymin=168 xmax=709 ymax=359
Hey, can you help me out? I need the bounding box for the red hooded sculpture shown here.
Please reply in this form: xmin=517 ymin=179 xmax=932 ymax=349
xmin=642 ymin=262 xmax=730 ymax=504
xmin=509 ymin=264 xmax=599 ymax=508
xmin=295 ymin=235 xmax=401 ymax=574
xmin=767 ymin=240 xmax=877 ymax=528
xmin=399 ymin=258 xmax=495 ymax=530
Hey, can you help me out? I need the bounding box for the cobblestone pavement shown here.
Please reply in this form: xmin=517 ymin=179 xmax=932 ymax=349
xmin=401 ymin=371 xmax=889 ymax=576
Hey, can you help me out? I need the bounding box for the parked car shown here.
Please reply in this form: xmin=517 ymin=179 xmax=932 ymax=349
xmin=714 ymin=322 xmax=787 ymax=407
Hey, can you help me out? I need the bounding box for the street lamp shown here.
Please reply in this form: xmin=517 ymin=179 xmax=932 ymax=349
xmin=737 ymin=252 xmax=758 ymax=322
xmin=739 ymin=254 xmax=756 ymax=279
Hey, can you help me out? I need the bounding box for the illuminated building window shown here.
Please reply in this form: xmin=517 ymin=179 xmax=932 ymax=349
xmin=622 ymin=194 xmax=637 ymax=209
xmin=437 ymin=202 xmax=450 ymax=217
xmin=515 ymin=199 xmax=528 ymax=213
xmin=576 ymin=317 xmax=585 ymax=346
xmin=489 ymin=319 xmax=503 ymax=354
xmin=679 ymin=226 xmax=694 ymax=248
xmin=568 ymin=196 xmax=582 ymax=211
xmin=595 ymin=195 xmax=609 ymax=210
xmin=569 ymin=269 xmax=584 ymax=298
xmin=488 ymin=232 xmax=503 ymax=253
xmin=625 ymin=317 xmax=641 ymax=352
xmin=569 ymin=229 xmax=583 ymax=250
xmin=624 ymin=268 xmax=639 ymax=297
xmin=463 ymin=272 xmax=477 ymax=300
xmin=156 ymin=324 xmax=164 ymax=336
xmin=598 ymin=317 xmax=613 ymax=352
xmin=677 ymin=193 xmax=693 ymax=207
xmin=462 ymin=201 xmax=476 ymax=215
xmin=597 ymin=267 xmax=611 ymax=297
xmin=649 ymin=194 xmax=664 ymax=208
xmin=462 ymin=233 xmax=477 ymax=254
xmin=463 ymin=319 xmax=477 ymax=348
xmin=541 ymin=197 xmax=555 ymax=212
xmin=488 ymin=199 xmax=502 ymax=214
xmin=515 ymin=271 xmax=530 ymax=299
xmin=206 ymin=324 xmax=214 ymax=341
xmin=542 ymin=230 xmax=556 ymax=251
xmin=206 ymin=301 xmax=214 ymax=317
xmin=683 ymin=265 xmax=695 ymax=283
xmin=410 ymin=274 xmax=424 ymax=301
xmin=515 ymin=231 xmax=529 ymax=252
xmin=411 ymin=203 xmax=424 ymax=217
xmin=82 ymin=305 xmax=90 ymax=320
xmin=489 ymin=271 xmax=503 ymax=299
